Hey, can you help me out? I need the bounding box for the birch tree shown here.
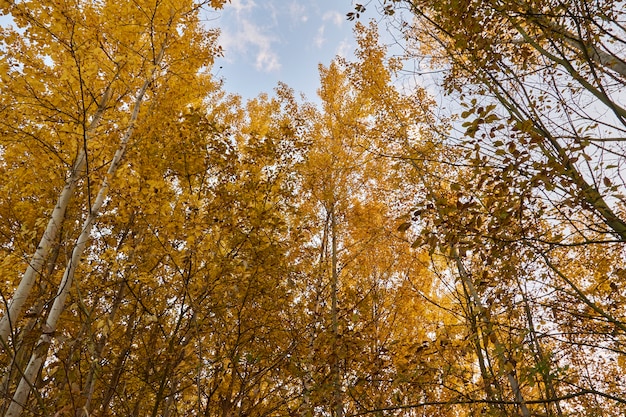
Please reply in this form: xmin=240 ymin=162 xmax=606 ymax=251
xmin=0 ymin=0 xmax=226 ymax=414
xmin=292 ymin=23 xmax=455 ymax=417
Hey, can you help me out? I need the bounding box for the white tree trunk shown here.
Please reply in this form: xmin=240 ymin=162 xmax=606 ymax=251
xmin=0 ymin=89 xmax=111 ymax=346
xmin=329 ymin=204 xmax=343 ymax=417
xmin=4 ymin=69 xmax=154 ymax=417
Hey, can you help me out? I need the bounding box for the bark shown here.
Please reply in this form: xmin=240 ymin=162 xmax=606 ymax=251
xmin=330 ymin=204 xmax=343 ymax=417
xmin=80 ymin=278 xmax=128 ymax=417
xmin=484 ymin=75 xmax=626 ymax=242
xmin=0 ymin=231 xmax=62 ymax=411
xmin=524 ymin=11 xmax=626 ymax=81
xmin=517 ymin=280 xmax=564 ymax=417
xmin=509 ymin=21 xmax=626 ymax=121
xmin=4 ymin=52 xmax=159 ymax=416
xmin=452 ymin=249 xmax=532 ymax=417
xmin=0 ymin=87 xmax=111 ymax=346
xmin=462 ymin=283 xmax=506 ymax=415
xmin=99 ymin=313 xmax=136 ymax=417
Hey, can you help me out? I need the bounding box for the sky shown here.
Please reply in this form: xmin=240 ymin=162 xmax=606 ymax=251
xmin=0 ymin=0 xmax=392 ymax=102
xmin=204 ymin=0 xmax=370 ymax=102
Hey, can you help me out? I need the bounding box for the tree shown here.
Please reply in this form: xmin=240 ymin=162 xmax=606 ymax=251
xmin=0 ymin=0 xmax=227 ymax=414
xmin=290 ymin=23 xmax=458 ymax=417
xmin=4 ymin=1 xmax=586 ymax=414
xmin=360 ymin=0 xmax=626 ymax=414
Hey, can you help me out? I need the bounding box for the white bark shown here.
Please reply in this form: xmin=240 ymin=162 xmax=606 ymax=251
xmin=539 ymin=17 xmax=626 ymax=81
xmin=5 ymin=66 xmax=156 ymax=417
xmin=302 ymin=214 xmax=329 ymax=417
xmin=0 ymin=89 xmax=110 ymax=346
xmin=329 ymin=204 xmax=343 ymax=417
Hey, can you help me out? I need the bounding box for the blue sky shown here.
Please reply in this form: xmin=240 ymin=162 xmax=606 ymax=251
xmin=205 ymin=0 xmax=364 ymax=101
xmin=0 ymin=0 xmax=391 ymax=101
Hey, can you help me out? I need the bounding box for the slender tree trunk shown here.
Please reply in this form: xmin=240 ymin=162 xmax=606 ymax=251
xmin=517 ymin=280 xmax=564 ymax=417
xmin=80 ymin=278 xmax=128 ymax=417
xmin=99 ymin=306 xmax=138 ymax=417
xmin=0 ymin=88 xmax=111 ymax=346
xmin=471 ymin=41 xmax=626 ymax=241
xmin=506 ymin=11 xmax=626 ymax=81
xmin=330 ymin=204 xmax=343 ymax=417
xmin=0 ymin=232 xmax=62 ymax=412
xmin=452 ymin=249 xmax=531 ymax=417
xmin=461 ymin=282 xmax=506 ymax=416
xmin=5 ymin=62 xmax=158 ymax=417
xmin=303 ymin=214 xmax=328 ymax=417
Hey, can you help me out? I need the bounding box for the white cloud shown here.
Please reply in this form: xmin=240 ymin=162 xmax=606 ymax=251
xmin=230 ymin=0 xmax=256 ymax=15
xmin=219 ymin=19 xmax=281 ymax=72
xmin=336 ymin=39 xmax=352 ymax=58
xmin=266 ymin=2 xmax=280 ymax=26
xmin=256 ymin=48 xmax=281 ymax=72
xmin=314 ymin=25 xmax=325 ymax=48
xmin=217 ymin=1 xmax=281 ymax=73
xmin=322 ymin=10 xmax=343 ymax=27
xmin=288 ymin=3 xmax=308 ymax=23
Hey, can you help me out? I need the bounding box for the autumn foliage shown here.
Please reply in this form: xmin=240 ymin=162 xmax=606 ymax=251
xmin=0 ymin=0 xmax=625 ymax=416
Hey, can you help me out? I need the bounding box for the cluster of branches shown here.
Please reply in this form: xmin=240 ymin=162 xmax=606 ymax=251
xmin=0 ymin=0 xmax=625 ymax=416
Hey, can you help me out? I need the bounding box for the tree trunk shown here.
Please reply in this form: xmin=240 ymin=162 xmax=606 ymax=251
xmin=330 ymin=204 xmax=343 ymax=417
xmin=5 ymin=66 xmax=156 ymax=417
xmin=0 ymin=88 xmax=111 ymax=346
xmin=453 ymin=249 xmax=531 ymax=417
